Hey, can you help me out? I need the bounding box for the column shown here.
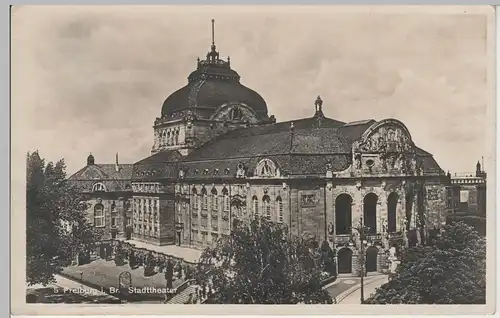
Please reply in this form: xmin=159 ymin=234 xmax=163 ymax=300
xmin=325 ymin=182 xmax=334 ymax=247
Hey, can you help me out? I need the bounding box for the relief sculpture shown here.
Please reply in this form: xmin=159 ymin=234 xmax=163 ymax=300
xmin=357 ymin=125 xmax=414 ymax=154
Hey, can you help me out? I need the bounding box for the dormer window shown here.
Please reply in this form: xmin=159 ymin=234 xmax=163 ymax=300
xmin=92 ymin=183 xmax=106 ymax=192
xmin=256 ymin=159 xmax=277 ymax=177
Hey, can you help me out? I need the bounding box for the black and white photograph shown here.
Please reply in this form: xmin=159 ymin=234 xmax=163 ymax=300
xmin=11 ymin=5 xmax=495 ymax=315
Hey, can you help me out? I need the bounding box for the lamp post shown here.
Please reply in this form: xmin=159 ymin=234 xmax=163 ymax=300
xmin=353 ymin=216 xmax=369 ymax=304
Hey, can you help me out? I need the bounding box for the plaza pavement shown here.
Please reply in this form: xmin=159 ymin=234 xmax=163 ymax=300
xmin=336 ymin=275 xmax=389 ymax=304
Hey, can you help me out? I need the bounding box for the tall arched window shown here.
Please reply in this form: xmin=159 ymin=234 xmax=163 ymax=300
xmin=201 ymin=187 xmax=208 ymax=210
xmin=192 ymin=187 xmax=198 ymax=210
xmin=262 ymin=195 xmax=271 ymax=220
xmin=222 ymin=187 xmax=229 ymax=211
xmin=162 ymin=131 xmax=167 ymax=145
xmin=252 ymin=196 xmax=259 ymax=217
xmin=94 ymin=204 xmax=105 ymax=227
xmin=175 ymin=130 xmax=180 ymax=145
xmin=167 ymin=131 xmax=172 ymax=145
xmin=211 ymin=188 xmax=218 ymax=211
xmin=276 ymin=196 xmax=283 ymax=223
xmin=387 ymin=192 xmax=399 ymax=233
xmin=335 ymin=194 xmax=353 ymax=235
xmin=363 ymin=193 xmax=378 ymax=234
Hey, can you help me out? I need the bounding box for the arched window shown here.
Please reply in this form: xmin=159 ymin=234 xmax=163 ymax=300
xmin=167 ymin=131 xmax=171 ymax=146
xmin=262 ymin=195 xmax=271 ymax=220
xmin=201 ymin=187 xmax=208 ymax=210
xmin=211 ymin=188 xmax=218 ymax=211
xmin=92 ymin=183 xmax=106 ymax=192
xmin=162 ymin=131 xmax=167 ymax=146
xmin=222 ymin=187 xmax=229 ymax=211
xmin=276 ymin=196 xmax=283 ymax=223
xmin=252 ymin=196 xmax=259 ymax=217
xmin=175 ymin=130 xmax=180 ymax=145
xmin=192 ymin=187 xmax=198 ymax=210
xmin=94 ymin=204 xmax=105 ymax=227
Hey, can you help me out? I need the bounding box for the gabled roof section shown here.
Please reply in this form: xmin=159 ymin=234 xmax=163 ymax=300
xmin=68 ymin=164 xmax=133 ymax=181
xmin=68 ymin=165 xmax=109 ymax=180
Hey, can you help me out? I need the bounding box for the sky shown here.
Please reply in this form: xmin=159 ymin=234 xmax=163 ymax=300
xmin=11 ymin=5 xmax=494 ymax=175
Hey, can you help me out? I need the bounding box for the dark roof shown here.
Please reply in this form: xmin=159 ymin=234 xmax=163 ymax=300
xmin=183 ymin=116 xmax=349 ymax=162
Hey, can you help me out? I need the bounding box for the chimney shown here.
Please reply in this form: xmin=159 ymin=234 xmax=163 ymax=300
xmin=115 ymin=153 xmax=120 ymax=172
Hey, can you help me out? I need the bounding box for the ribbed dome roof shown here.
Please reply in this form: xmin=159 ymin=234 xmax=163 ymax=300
xmin=161 ymin=37 xmax=268 ymax=120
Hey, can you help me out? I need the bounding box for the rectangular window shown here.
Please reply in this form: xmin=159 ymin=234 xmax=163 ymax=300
xmin=193 ymin=195 xmax=198 ymax=210
xmin=111 ymin=217 xmax=116 ymax=227
xmin=203 ymin=195 xmax=208 ymax=210
xmin=277 ymin=201 xmax=284 ymax=223
xmin=460 ymin=190 xmax=469 ymax=203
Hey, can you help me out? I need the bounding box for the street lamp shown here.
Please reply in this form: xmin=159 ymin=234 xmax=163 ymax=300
xmin=352 ymin=216 xmax=370 ymax=304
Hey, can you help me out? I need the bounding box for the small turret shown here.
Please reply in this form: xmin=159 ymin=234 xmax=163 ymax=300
xmin=87 ymin=153 xmax=95 ymax=166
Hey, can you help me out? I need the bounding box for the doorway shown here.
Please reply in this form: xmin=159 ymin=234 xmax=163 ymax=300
xmin=337 ymin=248 xmax=353 ymax=274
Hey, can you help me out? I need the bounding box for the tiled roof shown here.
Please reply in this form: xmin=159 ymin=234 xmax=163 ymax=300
xmin=131 ymin=116 xmax=443 ymax=179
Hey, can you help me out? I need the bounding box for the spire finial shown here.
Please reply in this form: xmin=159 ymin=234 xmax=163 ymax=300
xmin=315 ymin=95 xmax=323 ymax=111
xmin=211 ymin=19 xmax=215 ymax=47
xmin=314 ymin=95 xmax=324 ymax=118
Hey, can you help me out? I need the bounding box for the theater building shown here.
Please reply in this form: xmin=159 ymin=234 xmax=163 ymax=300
xmin=69 ymin=21 xmax=450 ymax=275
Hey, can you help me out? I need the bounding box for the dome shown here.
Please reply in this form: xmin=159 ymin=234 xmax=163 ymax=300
xmin=161 ymin=32 xmax=268 ymax=120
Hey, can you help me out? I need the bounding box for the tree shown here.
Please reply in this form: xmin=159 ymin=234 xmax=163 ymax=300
xmin=320 ymin=240 xmax=337 ymax=277
xmin=195 ymin=218 xmax=333 ymax=304
xmin=165 ymin=259 xmax=174 ymax=289
xmin=365 ymin=222 xmax=486 ymax=304
xmin=26 ymin=151 xmax=103 ymax=286
xmin=129 ymin=250 xmax=136 ymax=269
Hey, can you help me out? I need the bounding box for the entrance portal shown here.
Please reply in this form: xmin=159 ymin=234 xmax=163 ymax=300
xmin=337 ymin=248 xmax=353 ymax=274
xmin=365 ymin=246 xmax=379 ymax=272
